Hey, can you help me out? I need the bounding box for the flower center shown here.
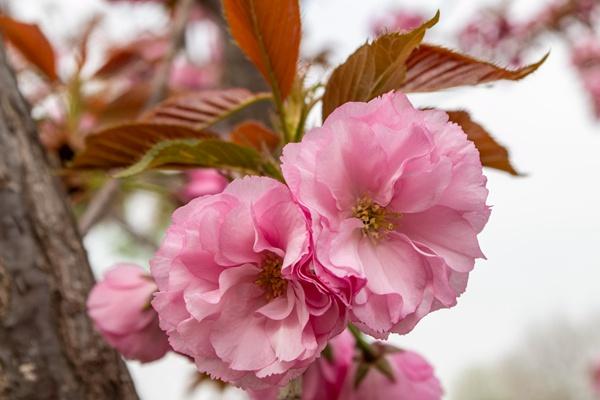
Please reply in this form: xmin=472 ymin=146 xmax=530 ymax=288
xmin=255 ymin=253 xmax=287 ymax=300
xmin=352 ymin=197 xmax=400 ymax=240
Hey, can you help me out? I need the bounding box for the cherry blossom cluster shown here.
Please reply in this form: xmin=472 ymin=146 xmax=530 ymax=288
xmin=87 ymin=91 xmax=490 ymax=398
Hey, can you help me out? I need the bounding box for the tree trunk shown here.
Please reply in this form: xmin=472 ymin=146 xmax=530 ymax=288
xmin=0 ymin=39 xmax=138 ymax=400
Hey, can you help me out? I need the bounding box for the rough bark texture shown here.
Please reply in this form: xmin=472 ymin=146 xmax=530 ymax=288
xmin=0 ymin=39 xmax=139 ymax=400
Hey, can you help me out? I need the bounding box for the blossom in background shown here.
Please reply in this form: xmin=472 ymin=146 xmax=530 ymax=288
xmin=338 ymin=347 xmax=443 ymax=400
xmin=572 ymin=38 xmax=600 ymax=118
xmin=179 ymin=168 xmax=229 ymax=202
xmin=593 ymin=359 xmax=600 ymax=395
xmin=87 ymin=263 xmax=170 ymax=362
xmin=301 ymin=330 xmax=355 ymax=400
xmin=458 ymin=9 xmax=526 ymax=66
xmin=282 ymin=92 xmax=489 ymax=338
xmin=372 ymin=10 xmax=424 ymax=35
xmin=151 ymin=177 xmax=347 ymax=390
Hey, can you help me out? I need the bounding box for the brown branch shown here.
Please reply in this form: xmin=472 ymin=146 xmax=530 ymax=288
xmin=0 ymin=37 xmax=138 ymax=399
xmin=146 ymin=0 xmax=195 ymax=107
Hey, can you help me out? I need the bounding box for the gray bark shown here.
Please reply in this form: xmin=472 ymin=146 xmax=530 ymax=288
xmin=0 ymin=39 xmax=139 ymax=400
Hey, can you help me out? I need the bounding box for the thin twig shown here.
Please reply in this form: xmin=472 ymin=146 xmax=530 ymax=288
xmin=113 ymin=212 xmax=158 ymax=250
xmin=78 ymin=178 xmax=119 ymax=234
xmin=146 ymin=0 xmax=195 ymax=107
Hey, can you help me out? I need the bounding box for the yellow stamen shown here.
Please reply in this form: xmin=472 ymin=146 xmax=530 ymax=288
xmin=352 ymin=196 xmax=400 ymax=241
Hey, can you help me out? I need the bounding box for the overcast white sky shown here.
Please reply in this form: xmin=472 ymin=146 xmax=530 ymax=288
xmin=7 ymin=0 xmax=600 ymax=398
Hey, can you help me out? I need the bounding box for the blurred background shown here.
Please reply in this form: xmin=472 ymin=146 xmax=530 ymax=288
xmin=1 ymin=0 xmax=600 ymax=398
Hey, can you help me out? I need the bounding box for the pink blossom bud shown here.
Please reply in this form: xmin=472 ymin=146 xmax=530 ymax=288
xmin=179 ymin=168 xmax=228 ymax=202
xmin=87 ymin=263 xmax=170 ymax=363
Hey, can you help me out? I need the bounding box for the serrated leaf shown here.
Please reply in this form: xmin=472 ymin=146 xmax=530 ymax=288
xmin=230 ymin=120 xmax=279 ymax=151
xmin=322 ymin=12 xmax=439 ymax=120
xmin=0 ymin=15 xmax=58 ymax=81
xmin=114 ymin=138 xmax=266 ymax=178
xmin=71 ymin=123 xmax=211 ymax=169
xmin=71 ymin=89 xmax=271 ymax=170
xmin=222 ymin=0 xmax=301 ymax=100
xmin=142 ymin=88 xmax=272 ymax=129
xmin=400 ymin=44 xmax=547 ymax=92
xmin=446 ymin=110 xmax=520 ymax=175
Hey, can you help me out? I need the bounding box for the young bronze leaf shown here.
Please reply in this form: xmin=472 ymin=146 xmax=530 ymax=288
xmin=0 ymin=15 xmax=58 ymax=81
xmin=447 ymin=110 xmax=519 ymax=175
xmin=322 ymin=12 xmax=439 ymax=120
xmin=71 ymin=123 xmax=212 ymax=170
xmin=114 ymin=138 xmax=265 ymax=178
xmin=400 ymin=44 xmax=547 ymax=92
xmin=230 ymin=120 xmax=279 ymax=151
xmin=222 ymin=0 xmax=301 ymax=100
xmin=142 ymin=88 xmax=272 ymax=129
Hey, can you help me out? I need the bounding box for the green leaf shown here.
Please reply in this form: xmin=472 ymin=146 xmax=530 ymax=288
xmin=114 ymin=138 xmax=278 ymax=179
xmin=322 ymin=12 xmax=439 ymax=120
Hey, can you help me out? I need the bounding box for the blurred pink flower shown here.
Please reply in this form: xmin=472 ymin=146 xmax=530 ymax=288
xmin=339 ymin=349 xmax=443 ymax=400
xmin=572 ymin=39 xmax=600 ymax=118
xmin=592 ymin=359 xmax=600 ymax=395
xmin=302 ymin=330 xmax=355 ymax=400
xmin=459 ymin=9 xmax=525 ymax=66
xmin=282 ymin=92 xmax=489 ymax=338
xmin=87 ymin=263 xmax=170 ymax=363
xmin=372 ymin=10 xmax=424 ymax=35
xmin=151 ymin=177 xmax=347 ymax=390
xmin=179 ymin=168 xmax=228 ymax=202
xmin=169 ymin=57 xmax=219 ymax=90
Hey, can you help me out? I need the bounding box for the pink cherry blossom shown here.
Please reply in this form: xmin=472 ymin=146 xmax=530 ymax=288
xmin=179 ymin=168 xmax=228 ymax=202
xmin=339 ymin=349 xmax=443 ymax=400
xmin=87 ymin=263 xmax=170 ymax=363
xmin=282 ymin=92 xmax=489 ymax=338
xmin=151 ymin=176 xmax=347 ymax=390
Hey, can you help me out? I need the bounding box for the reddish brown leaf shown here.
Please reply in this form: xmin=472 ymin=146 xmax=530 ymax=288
xmin=230 ymin=120 xmax=279 ymax=151
xmin=142 ymin=88 xmax=271 ymax=129
xmin=446 ymin=110 xmax=519 ymax=175
xmin=400 ymin=44 xmax=547 ymax=92
xmin=93 ymin=36 xmax=167 ymax=78
xmin=322 ymin=13 xmax=439 ymax=120
xmin=222 ymin=0 xmax=301 ymax=100
xmin=71 ymin=123 xmax=212 ymax=170
xmin=0 ymin=15 xmax=58 ymax=81
xmin=85 ymin=84 xmax=152 ymax=126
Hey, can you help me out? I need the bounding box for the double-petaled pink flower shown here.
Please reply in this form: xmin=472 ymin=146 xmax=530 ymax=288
xmin=151 ymin=177 xmax=347 ymax=390
xmin=87 ymin=263 xmax=170 ymax=362
xmin=282 ymin=92 xmax=489 ymax=338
